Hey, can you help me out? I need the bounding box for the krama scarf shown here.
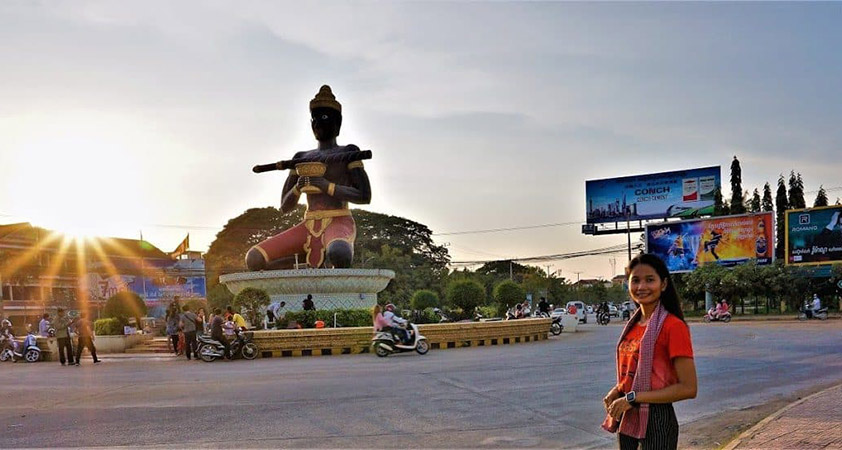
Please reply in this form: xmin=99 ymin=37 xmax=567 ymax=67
xmin=602 ymin=301 xmax=668 ymax=439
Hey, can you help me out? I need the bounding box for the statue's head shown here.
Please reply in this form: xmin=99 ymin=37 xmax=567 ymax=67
xmin=310 ymin=85 xmax=342 ymax=141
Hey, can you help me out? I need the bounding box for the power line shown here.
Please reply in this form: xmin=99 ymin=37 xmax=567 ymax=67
xmin=433 ymin=221 xmax=580 ymax=236
xmin=449 ymin=243 xmax=641 ymax=266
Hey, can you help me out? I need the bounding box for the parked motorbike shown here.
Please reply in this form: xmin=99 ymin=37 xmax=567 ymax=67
xmin=197 ymin=330 xmax=259 ymax=362
xmin=704 ymin=309 xmax=732 ymax=323
xmin=0 ymin=330 xmax=41 ymax=363
xmin=550 ymin=316 xmax=563 ymax=335
xmin=372 ymin=322 xmax=429 ymax=357
xmin=798 ymin=306 xmax=828 ymax=321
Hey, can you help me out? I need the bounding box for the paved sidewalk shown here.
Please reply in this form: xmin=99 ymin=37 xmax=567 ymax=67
xmin=725 ymin=383 xmax=842 ymax=449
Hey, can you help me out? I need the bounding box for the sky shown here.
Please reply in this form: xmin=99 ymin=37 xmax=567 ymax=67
xmin=1 ymin=2 xmax=841 ymax=281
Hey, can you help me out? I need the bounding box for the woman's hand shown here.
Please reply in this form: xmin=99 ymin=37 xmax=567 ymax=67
xmin=608 ymin=397 xmax=633 ymax=420
xmin=603 ymin=387 xmax=621 ymax=411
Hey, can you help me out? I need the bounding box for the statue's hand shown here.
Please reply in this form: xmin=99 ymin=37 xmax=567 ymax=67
xmin=297 ymin=176 xmax=330 ymax=191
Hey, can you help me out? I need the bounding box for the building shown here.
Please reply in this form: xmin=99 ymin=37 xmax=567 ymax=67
xmin=0 ymin=223 xmax=206 ymax=327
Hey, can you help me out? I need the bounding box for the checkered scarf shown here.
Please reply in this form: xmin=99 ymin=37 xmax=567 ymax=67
xmin=602 ymin=302 xmax=668 ymax=439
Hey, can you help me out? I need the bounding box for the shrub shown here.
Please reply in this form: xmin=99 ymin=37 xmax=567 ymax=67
xmin=103 ymin=292 xmax=147 ymax=326
xmin=278 ymin=308 xmax=374 ymax=329
xmin=94 ymin=318 xmax=125 ymax=336
xmin=233 ymin=288 xmax=271 ymax=330
xmin=493 ymin=280 xmax=526 ymax=317
xmin=410 ymin=290 xmax=440 ymax=310
xmin=447 ymin=280 xmax=486 ymax=313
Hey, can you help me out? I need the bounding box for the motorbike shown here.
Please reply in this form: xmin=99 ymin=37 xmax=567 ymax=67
xmin=197 ymin=330 xmax=259 ymax=362
xmin=0 ymin=330 xmax=41 ymax=363
xmin=704 ymin=308 xmax=732 ymax=323
xmin=372 ymin=322 xmax=429 ymax=357
xmin=596 ymin=311 xmax=611 ymax=326
xmin=798 ymin=304 xmax=828 ymax=321
xmin=550 ymin=316 xmax=563 ymax=335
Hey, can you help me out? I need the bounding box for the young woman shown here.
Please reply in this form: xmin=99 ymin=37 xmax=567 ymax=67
xmin=372 ymin=304 xmax=388 ymax=332
xmin=602 ymin=253 xmax=697 ymax=450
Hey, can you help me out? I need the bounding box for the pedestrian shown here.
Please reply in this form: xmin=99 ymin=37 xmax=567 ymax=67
xmin=73 ymin=312 xmax=100 ymax=365
xmin=302 ymin=294 xmax=315 ymax=311
xmin=196 ymin=308 xmax=206 ymax=335
xmin=210 ymin=308 xmax=230 ymax=360
xmin=39 ymin=313 xmax=52 ymax=337
xmin=54 ymin=308 xmax=75 ymax=366
xmin=165 ymin=302 xmax=180 ymax=355
xmin=179 ymin=305 xmax=199 ymax=361
xmin=602 ymin=253 xmax=697 ymax=450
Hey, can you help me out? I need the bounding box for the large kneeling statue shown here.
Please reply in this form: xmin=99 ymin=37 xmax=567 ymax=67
xmin=246 ymin=85 xmax=372 ymax=271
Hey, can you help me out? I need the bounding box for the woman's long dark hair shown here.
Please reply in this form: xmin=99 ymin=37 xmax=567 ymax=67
xmin=626 ymin=253 xmax=685 ymax=322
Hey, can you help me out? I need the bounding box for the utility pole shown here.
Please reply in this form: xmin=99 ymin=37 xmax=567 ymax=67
xmin=509 ymin=259 xmax=514 ymax=281
xmin=573 ymin=271 xmax=583 ymax=301
xmin=609 ymin=258 xmax=617 ymax=278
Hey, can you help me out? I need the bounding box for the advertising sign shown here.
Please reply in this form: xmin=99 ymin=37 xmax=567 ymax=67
xmin=586 ymin=166 xmax=721 ymax=224
xmin=645 ymin=212 xmax=774 ymax=273
xmin=84 ymin=273 xmax=207 ymax=305
xmin=786 ymin=205 xmax=842 ymax=265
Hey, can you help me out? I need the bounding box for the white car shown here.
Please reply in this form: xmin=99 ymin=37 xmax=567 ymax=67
xmin=586 ymin=305 xmax=594 ymax=314
xmin=608 ymin=305 xmax=619 ymax=317
xmin=550 ymin=308 xmax=567 ymax=320
xmin=566 ymin=301 xmax=587 ymax=324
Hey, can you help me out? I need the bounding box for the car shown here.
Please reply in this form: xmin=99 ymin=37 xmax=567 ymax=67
xmin=566 ymin=301 xmax=587 ymax=324
xmin=586 ymin=305 xmax=594 ymax=314
xmin=550 ymin=308 xmax=567 ymax=319
xmin=608 ymin=304 xmax=619 ymax=317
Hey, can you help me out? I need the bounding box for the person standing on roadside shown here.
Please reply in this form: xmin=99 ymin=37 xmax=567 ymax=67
xmin=73 ymin=312 xmax=100 ymax=365
xmin=196 ymin=308 xmax=207 ymax=335
xmin=165 ymin=302 xmax=180 ymax=355
xmin=54 ymin=308 xmax=75 ymax=366
xmin=179 ymin=305 xmax=198 ymax=361
xmin=602 ymin=254 xmax=697 ymax=450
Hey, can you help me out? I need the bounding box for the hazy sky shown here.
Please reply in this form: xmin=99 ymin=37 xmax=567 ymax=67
xmin=1 ymin=2 xmax=840 ymax=280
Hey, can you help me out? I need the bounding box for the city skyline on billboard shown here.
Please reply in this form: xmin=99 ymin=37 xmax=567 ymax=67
xmin=645 ymin=211 xmax=774 ymax=273
xmin=586 ymin=166 xmax=721 ymax=224
xmin=786 ymin=205 xmax=842 ymax=266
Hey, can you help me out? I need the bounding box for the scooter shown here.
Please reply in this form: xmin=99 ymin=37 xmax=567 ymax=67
xmin=704 ymin=309 xmax=732 ymax=323
xmin=0 ymin=330 xmax=41 ymax=363
xmin=197 ymin=330 xmax=259 ymax=362
xmin=550 ymin=316 xmax=563 ymax=335
xmin=372 ymin=323 xmax=429 ymax=357
xmin=798 ymin=306 xmax=828 ymax=321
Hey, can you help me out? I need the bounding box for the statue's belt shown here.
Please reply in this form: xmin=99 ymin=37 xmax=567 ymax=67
xmin=304 ymin=208 xmax=352 ymax=220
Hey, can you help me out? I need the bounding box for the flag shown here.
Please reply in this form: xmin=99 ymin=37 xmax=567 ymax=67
xmin=171 ymin=234 xmax=189 ymax=259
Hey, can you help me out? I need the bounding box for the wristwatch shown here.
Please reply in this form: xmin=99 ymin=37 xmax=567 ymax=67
xmin=625 ymin=391 xmax=637 ymax=405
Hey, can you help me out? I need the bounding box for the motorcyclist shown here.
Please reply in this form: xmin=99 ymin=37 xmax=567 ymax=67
xmin=715 ymin=299 xmax=729 ymax=320
xmin=0 ymin=315 xmax=16 ymax=361
xmin=538 ymin=297 xmax=550 ymax=316
xmin=383 ymin=304 xmax=410 ymax=344
xmin=805 ymin=294 xmax=821 ymax=319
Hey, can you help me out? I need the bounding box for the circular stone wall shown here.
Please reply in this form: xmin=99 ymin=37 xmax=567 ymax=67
xmin=219 ymin=268 xmax=395 ymax=312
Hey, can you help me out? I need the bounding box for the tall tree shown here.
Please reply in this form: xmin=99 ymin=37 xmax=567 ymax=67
xmin=761 ymin=182 xmax=774 ymax=212
xmin=814 ymin=185 xmax=829 ymax=207
xmin=713 ymin=187 xmax=726 ymax=216
xmin=749 ymin=188 xmax=761 ymax=213
xmin=788 ymin=171 xmax=806 ymax=209
xmin=775 ymin=175 xmax=789 ymax=259
xmin=729 ymin=156 xmax=745 ymax=214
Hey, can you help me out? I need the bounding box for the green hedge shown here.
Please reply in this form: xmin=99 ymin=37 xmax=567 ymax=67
xmin=94 ymin=318 xmax=125 ymax=336
xmin=278 ymin=308 xmax=373 ymax=329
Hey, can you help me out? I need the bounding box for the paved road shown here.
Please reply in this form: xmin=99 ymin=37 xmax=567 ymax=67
xmin=1 ymin=320 xmax=840 ymax=448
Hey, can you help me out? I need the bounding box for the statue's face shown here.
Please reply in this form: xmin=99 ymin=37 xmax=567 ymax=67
xmin=311 ymin=108 xmax=341 ymax=141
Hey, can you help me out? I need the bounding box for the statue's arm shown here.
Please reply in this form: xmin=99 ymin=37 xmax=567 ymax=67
xmin=331 ymin=167 xmax=371 ymax=204
xmin=280 ymin=152 xmax=303 ymax=213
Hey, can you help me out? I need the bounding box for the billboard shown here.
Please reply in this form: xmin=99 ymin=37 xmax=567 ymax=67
xmin=586 ymin=166 xmax=721 ymax=224
xmin=84 ymin=273 xmax=207 ymax=306
xmin=645 ymin=212 xmax=774 ymax=273
xmin=786 ymin=205 xmax=842 ymax=265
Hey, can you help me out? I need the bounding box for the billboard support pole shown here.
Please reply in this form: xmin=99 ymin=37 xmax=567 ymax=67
xmin=627 ymin=214 xmax=632 ymax=261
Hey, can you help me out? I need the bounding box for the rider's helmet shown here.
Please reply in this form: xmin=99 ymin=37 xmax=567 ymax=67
xmin=385 ymin=303 xmax=395 ymax=312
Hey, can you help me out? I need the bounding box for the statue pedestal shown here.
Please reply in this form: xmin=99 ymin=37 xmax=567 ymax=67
xmin=219 ymin=268 xmax=395 ymax=312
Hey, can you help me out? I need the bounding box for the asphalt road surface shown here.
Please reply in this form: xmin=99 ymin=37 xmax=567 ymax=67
xmin=1 ymin=319 xmax=840 ymax=449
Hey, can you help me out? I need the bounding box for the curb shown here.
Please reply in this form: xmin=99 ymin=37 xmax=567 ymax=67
xmin=721 ymin=381 xmax=842 ymax=450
